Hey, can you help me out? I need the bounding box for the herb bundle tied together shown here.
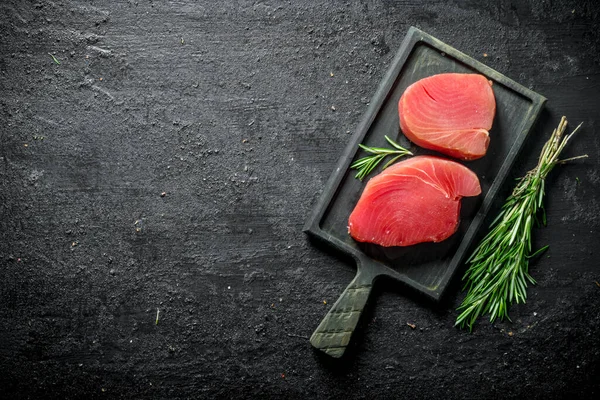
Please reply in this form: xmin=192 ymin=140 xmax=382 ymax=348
xmin=456 ymin=116 xmax=587 ymax=331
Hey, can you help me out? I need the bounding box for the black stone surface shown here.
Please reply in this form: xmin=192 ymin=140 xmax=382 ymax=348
xmin=1 ymin=1 xmax=599 ymax=398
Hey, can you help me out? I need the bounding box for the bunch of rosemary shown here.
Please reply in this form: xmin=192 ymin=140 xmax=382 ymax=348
xmin=456 ymin=117 xmax=586 ymax=331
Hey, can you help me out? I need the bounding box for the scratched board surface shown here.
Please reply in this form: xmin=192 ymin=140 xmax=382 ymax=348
xmin=0 ymin=0 xmax=599 ymax=398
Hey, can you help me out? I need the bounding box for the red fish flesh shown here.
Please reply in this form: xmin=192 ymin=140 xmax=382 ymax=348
xmin=398 ymin=73 xmax=496 ymax=160
xmin=348 ymin=156 xmax=481 ymax=247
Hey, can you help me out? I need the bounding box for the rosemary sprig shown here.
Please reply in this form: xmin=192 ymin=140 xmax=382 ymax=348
xmin=456 ymin=117 xmax=587 ymax=331
xmin=350 ymin=135 xmax=413 ymax=180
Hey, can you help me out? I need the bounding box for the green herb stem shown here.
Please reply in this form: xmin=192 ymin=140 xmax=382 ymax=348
xmin=350 ymin=135 xmax=413 ymax=180
xmin=456 ymin=117 xmax=587 ymax=331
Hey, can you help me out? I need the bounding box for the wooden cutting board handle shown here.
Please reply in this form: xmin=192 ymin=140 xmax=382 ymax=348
xmin=309 ymin=267 xmax=376 ymax=358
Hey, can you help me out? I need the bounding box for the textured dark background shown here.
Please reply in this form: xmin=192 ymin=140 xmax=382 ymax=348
xmin=1 ymin=1 xmax=599 ymax=398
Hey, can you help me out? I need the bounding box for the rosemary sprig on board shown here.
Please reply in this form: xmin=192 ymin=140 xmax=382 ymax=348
xmin=350 ymin=135 xmax=413 ymax=181
xmin=456 ymin=116 xmax=587 ymax=331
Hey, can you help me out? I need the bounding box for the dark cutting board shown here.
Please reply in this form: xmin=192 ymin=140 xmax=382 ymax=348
xmin=303 ymin=27 xmax=546 ymax=358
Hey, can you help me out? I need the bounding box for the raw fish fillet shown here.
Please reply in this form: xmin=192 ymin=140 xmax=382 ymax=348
xmin=398 ymin=73 xmax=496 ymax=160
xmin=348 ymin=156 xmax=481 ymax=247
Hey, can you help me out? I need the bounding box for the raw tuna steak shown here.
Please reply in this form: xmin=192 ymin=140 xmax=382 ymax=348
xmin=398 ymin=73 xmax=496 ymax=160
xmin=348 ymin=156 xmax=481 ymax=247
